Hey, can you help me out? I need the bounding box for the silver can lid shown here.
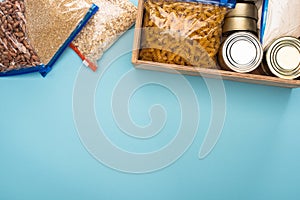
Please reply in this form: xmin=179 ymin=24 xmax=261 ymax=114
xmin=266 ymin=37 xmax=300 ymax=80
xmin=222 ymin=32 xmax=263 ymax=73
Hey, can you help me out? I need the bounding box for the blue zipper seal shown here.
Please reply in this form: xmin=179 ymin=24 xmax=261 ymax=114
xmin=176 ymin=0 xmax=236 ymax=8
xmin=0 ymin=65 xmax=44 ymax=77
xmin=40 ymin=4 xmax=99 ymax=77
xmin=260 ymin=0 xmax=269 ymax=44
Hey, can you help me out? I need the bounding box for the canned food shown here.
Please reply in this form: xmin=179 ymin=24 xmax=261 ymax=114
xmin=264 ymin=37 xmax=300 ymax=80
xmin=222 ymin=17 xmax=257 ymax=35
xmin=226 ymin=3 xmax=258 ymax=20
xmin=218 ymin=32 xmax=263 ymax=73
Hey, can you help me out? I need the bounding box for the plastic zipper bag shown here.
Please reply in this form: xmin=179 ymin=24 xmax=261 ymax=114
xmin=71 ymin=0 xmax=137 ymax=71
xmin=25 ymin=0 xmax=98 ymax=76
xmin=139 ymin=0 xmax=236 ymax=68
xmin=0 ymin=0 xmax=98 ymax=77
xmin=0 ymin=0 xmax=43 ymax=75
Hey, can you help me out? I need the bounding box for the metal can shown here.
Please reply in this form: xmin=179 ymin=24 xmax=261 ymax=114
xmin=226 ymin=3 xmax=258 ymax=20
xmin=264 ymin=37 xmax=300 ymax=80
xmin=218 ymin=32 xmax=263 ymax=73
xmin=222 ymin=17 xmax=258 ymax=35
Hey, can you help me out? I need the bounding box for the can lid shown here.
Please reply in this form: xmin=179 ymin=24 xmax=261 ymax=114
xmin=222 ymin=32 xmax=263 ymax=73
xmin=266 ymin=37 xmax=300 ymax=79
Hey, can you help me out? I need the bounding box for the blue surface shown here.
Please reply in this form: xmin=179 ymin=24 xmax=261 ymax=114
xmin=1 ymin=1 xmax=300 ymax=198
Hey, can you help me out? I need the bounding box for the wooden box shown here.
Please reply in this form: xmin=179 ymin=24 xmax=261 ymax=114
xmin=132 ymin=0 xmax=300 ymax=88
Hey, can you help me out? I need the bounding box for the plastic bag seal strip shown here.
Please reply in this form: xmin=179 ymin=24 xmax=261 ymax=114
xmin=171 ymin=0 xmax=236 ymax=8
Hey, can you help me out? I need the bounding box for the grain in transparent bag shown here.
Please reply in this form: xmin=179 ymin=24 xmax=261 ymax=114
xmin=25 ymin=0 xmax=98 ymax=75
xmin=71 ymin=0 xmax=137 ymax=71
xmin=139 ymin=0 xmax=236 ymax=68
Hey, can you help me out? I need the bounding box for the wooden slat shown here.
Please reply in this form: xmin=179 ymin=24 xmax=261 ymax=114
xmin=131 ymin=0 xmax=144 ymax=64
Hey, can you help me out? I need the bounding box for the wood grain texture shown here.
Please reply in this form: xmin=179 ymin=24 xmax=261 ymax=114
xmin=131 ymin=0 xmax=144 ymax=64
xmin=131 ymin=0 xmax=300 ymax=88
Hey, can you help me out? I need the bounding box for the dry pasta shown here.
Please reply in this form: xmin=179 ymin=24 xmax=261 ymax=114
xmin=139 ymin=0 xmax=227 ymax=68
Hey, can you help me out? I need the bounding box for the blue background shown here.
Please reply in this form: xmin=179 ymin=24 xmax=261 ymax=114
xmin=1 ymin=1 xmax=300 ymax=199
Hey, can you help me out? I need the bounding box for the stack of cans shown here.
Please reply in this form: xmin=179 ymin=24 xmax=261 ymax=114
xmin=223 ymin=0 xmax=258 ymax=36
xmin=218 ymin=0 xmax=263 ymax=73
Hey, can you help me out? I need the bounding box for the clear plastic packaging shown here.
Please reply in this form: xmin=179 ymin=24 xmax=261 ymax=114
xmin=71 ymin=0 xmax=137 ymax=71
xmin=25 ymin=0 xmax=98 ymax=76
xmin=0 ymin=0 xmax=98 ymax=76
xmin=139 ymin=0 xmax=235 ymax=68
xmin=0 ymin=0 xmax=42 ymax=74
xmin=260 ymin=0 xmax=300 ymax=49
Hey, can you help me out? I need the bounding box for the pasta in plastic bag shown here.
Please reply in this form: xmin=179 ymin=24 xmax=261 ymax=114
xmin=71 ymin=0 xmax=137 ymax=71
xmin=139 ymin=0 xmax=235 ymax=68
